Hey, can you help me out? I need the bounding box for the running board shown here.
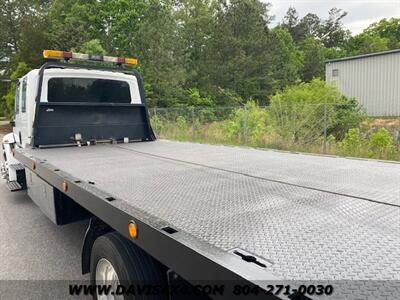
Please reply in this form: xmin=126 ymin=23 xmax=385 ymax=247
xmin=7 ymin=181 xmax=22 ymax=192
xmin=8 ymin=163 xmax=27 ymax=190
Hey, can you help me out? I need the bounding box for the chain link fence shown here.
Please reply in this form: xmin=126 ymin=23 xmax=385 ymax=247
xmin=149 ymin=104 xmax=400 ymax=161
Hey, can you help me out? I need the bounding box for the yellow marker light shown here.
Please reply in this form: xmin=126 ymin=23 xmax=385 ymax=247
xmin=62 ymin=180 xmax=68 ymax=192
xmin=43 ymin=50 xmax=65 ymax=58
xmin=128 ymin=221 xmax=138 ymax=239
xmin=125 ymin=58 xmax=138 ymax=65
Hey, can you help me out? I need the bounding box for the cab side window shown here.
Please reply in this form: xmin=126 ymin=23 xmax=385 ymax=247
xmin=15 ymin=81 xmax=21 ymax=114
xmin=21 ymin=77 xmax=27 ymax=113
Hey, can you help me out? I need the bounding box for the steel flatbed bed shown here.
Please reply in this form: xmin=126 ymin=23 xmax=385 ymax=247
xmin=15 ymin=140 xmax=400 ymax=300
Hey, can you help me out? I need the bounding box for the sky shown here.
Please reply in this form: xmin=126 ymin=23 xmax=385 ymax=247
xmin=265 ymin=0 xmax=400 ymax=34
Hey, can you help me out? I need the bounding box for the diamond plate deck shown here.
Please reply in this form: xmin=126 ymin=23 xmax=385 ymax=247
xmin=119 ymin=140 xmax=400 ymax=206
xmin=23 ymin=141 xmax=400 ymax=284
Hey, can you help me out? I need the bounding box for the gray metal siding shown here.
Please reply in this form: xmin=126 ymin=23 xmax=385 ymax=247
xmin=326 ymin=51 xmax=400 ymax=116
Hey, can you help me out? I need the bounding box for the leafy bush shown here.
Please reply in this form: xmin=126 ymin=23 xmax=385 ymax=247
xmin=327 ymin=134 xmax=336 ymax=145
xmin=269 ymin=79 xmax=364 ymax=144
xmin=339 ymin=127 xmax=399 ymax=160
xmin=339 ymin=128 xmax=366 ymax=157
xmin=223 ymin=101 xmax=273 ymax=145
xmin=151 ymin=107 xmax=399 ymax=161
xmin=177 ymin=89 xmax=217 ymax=122
xmin=329 ymin=97 xmax=364 ymax=140
xmin=176 ymin=116 xmax=188 ymax=132
xmin=186 ymin=88 xmax=214 ymax=107
xmin=150 ymin=115 xmax=164 ymax=136
xmin=149 ymin=80 xmax=399 ymax=161
xmin=368 ymin=128 xmax=397 ymax=159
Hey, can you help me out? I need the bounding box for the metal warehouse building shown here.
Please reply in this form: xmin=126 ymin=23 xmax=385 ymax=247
xmin=325 ymin=49 xmax=400 ymax=117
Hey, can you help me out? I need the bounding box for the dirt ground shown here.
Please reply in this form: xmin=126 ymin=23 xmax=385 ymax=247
xmin=367 ymin=118 xmax=400 ymax=127
xmin=0 ymin=120 xmax=11 ymax=135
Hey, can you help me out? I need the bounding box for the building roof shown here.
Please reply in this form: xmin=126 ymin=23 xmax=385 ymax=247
xmin=325 ymin=48 xmax=400 ymax=64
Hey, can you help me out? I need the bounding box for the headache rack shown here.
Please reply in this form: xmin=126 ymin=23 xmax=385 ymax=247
xmin=31 ymin=61 xmax=156 ymax=148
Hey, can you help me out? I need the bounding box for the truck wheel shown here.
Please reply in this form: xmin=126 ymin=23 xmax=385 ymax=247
xmin=90 ymin=232 xmax=168 ymax=300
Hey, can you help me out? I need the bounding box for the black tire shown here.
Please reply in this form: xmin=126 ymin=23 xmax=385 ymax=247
xmin=90 ymin=232 xmax=168 ymax=300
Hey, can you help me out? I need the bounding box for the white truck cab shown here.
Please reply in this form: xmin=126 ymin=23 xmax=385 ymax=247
xmin=11 ymin=68 xmax=143 ymax=148
xmin=1 ymin=50 xmax=153 ymax=190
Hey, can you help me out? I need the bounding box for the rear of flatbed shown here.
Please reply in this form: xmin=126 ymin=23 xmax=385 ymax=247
xmin=15 ymin=139 xmax=400 ymax=300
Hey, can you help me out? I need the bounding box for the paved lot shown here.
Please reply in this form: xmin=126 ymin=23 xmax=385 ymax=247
xmin=0 ymin=132 xmax=88 ymax=298
xmin=0 ymin=184 xmax=88 ymax=280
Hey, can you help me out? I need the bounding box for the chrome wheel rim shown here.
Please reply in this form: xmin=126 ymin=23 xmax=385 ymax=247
xmin=95 ymin=258 xmax=123 ymax=300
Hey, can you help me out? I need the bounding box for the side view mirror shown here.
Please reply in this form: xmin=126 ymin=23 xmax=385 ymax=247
xmin=9 ymin=120 xmax=15 ymax=126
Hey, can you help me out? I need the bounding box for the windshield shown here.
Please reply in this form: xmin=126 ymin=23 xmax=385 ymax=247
xmin=47 ymin=77 xmax=132 ymax=103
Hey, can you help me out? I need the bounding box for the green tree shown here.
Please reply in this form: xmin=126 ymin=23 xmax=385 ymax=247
xmin=94 ymin=0 xmax=148 ymax=55
xmin=2 ymin=62 xmax=31 ymax=116
xmin=270 ymin=26 xmax=303 ymax=91
xmin=283 ymin=7 xmax=299 ymax=31
xmin=14 ymin=13 xmax=49 ymax=68
xmin=297 ymin=13 xmax=321 ymax=40
xmin=0 ymin=0 xmax=24 ymax=68
xmin=282 ymin=7 xmax=302 ymax=42
xmin=3 ymin=0 xmax=397 ymax=115
xmin=322 ymin=46 xmax=348 ymax=61
xmin=364 ymin=18 xmax=400 ymax=49
xmin=318 ymin=8 xmax=351 ymax=48
xmin=47 ymin=0 xmax=95 ymax=51
xmin=136 ymin=0 xmax=186 ymax=107
xmin=0 ymin=0 xmax=49 ymax=70
xmin=0 ymin=1 xmax=48 ymax=115
xmin=346 ymin=18 xmax=400 ymax=55
xmin=299 ymin=37 xmax=325 ymax=82
xmin=282 ymin=7 xmax=350 ymax=49
xmin=174 ymin=0 xmax=216 ymax=88
xmin=346 ymin=34 xmax=389 ymax=55
xmin=282 ymin=8 xmax=321 ymax=43
xmin=206 ymin=0 xmax=274 ymax=103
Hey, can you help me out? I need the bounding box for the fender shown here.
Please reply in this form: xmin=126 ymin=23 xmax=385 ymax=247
xmin=81 ymin=217 xmax=113 ymax=274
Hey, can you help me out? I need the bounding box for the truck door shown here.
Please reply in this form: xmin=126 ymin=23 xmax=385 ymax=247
xmin=13 ymin=77 xmax=28 ymax=146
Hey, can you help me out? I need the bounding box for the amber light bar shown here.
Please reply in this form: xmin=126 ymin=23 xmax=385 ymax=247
xmin=43 ymin=50 xmax=137 ymax=65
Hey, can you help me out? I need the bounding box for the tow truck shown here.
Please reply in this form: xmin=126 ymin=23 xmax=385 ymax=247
xmin=1 ymin=50 xmax=400 ymax=300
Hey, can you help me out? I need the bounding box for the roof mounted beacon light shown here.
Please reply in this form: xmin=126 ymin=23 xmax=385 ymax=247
xmin=43 ymin=50 xmax=138 ymax=66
